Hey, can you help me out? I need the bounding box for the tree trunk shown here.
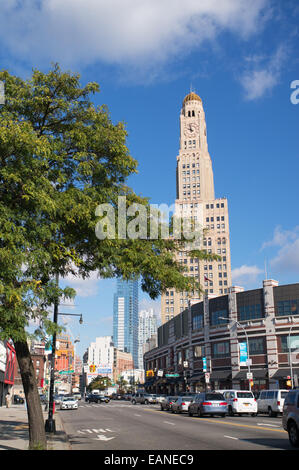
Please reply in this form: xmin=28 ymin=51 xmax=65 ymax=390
xmin=14 ymin=339 xmax=47 ymax=450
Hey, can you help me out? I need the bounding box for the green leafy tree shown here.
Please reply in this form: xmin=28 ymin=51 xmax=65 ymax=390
xmin=0 ymin=64 xmax=218 ymax=449
xmin=88 ymin=375 xmax=112 ymax=392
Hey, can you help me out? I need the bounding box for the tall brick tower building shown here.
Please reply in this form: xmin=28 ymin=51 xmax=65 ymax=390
xmin=161 ymin=92 xmax=232 ymax=324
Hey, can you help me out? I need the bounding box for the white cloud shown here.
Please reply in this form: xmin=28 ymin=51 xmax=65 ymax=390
xmin=0 ymin=0 xmax=269 ymax=71
xmin=240 ymin=44 xmax=288 ymax=100
xmin=261 ymin=225 xmax=299 ymax=250
xmin=263 ymin=226 xmax=299 ymax=274
xmin=63 ymin=270 xmax=100 ymax=297
xmin=231 ymin=264 xmax=263 ymax=288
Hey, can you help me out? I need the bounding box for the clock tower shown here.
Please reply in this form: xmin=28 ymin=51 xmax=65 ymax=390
xmin=161 ymin=91 xmax=232 ymax=324
xmin=177 ymin=91 xmax=215 ymax=202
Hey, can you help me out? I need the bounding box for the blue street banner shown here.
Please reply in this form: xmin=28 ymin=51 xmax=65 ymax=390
xmin=239 ymin=342 xmax=248 ymax=366
xmin=202 ymin=357 xmax=207 ymax=372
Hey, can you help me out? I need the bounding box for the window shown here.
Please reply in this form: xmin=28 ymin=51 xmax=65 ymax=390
xmin=280 ymin=335 xmax=299 ymax=353
xmin=239 ymin=304 xmax=262 ymax=321
xmin=276 ymin=299 xmax=299 ymax=317
xmin=210 ymin=309 xmax=228 ymax=326
xmin=194 ymin=344 xmax=205 ymax=358
xmin=248 ymin=337 xmax=265 ymax=355
xmin=212 ymin=341 xmax=230 ymax=358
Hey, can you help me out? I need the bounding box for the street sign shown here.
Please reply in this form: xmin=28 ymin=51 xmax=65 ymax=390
xmin=165 ymin=373 xmax=180 ymax=377
xmin=58 ymin=370 xmax=74 ymax=374
xmin=246 ymin=372 xmax=253 ymax=380
xmin=205 ymin=372 xmax=210 ymax=383
xmin=203 ymin=357 xmax=207 ymax=372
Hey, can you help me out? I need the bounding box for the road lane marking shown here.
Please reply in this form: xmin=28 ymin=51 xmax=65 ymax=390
xmin=163 ymin=421 xmax=175 ymax=426
xmin=257 ymin=423 xmax=280 ymax=428
xmin=143 ymin=408 xmax=286 ymax=433
xmin=93 ymin=435 xmax=115 ymax=441
xmin=134 ymin=414 xmax=141 ymax=417
xmin=224 ymin=435 xmax=238 ymax=440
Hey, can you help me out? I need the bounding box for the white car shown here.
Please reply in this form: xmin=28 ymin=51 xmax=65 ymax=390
xmin=219 ymin=390 xmax=257 ymax=416
xmin=60 ymin=396 xmax=78 ymax=410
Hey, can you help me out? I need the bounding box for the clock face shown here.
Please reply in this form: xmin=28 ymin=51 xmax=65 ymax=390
xmin=184 ymin=122 xmax=199 ymax=136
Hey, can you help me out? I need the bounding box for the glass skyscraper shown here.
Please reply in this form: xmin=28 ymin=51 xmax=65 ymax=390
xmin=113 ymin=278 xmax=139 ymax=368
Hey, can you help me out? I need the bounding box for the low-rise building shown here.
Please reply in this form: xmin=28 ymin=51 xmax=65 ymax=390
xmin=144 ymin=280 xmax=299 ymax=395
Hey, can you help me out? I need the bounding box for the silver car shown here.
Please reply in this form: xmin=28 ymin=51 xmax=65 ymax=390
xmin=188 ymin=392 xmax=228 ymax=417
xmin=282 ymin=389 xmax=299 ymax=447
xmin=171 ymin=396 xmax=195 ymax=414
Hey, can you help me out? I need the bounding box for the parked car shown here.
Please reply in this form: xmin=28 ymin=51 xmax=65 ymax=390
xmin=13 ymin=394 xmax=25 ymax=404
xmin=219 ymin=390 xmax=257 ymax=416
xmin=171 ymin=395 xmax=195 ymax=414
xmin=60 ymin=396 xmax=78 ymax=410
xmin=156 ymin=394 xmax=167 ymax=404
xmin=257 ymin=389 xmax=289 ymax=417
xmin=282 ymin=389 xmax=299 ymax=447
xmin=160 ymin=396 xmax=178 ymax=411
xmin=188 ymin=392 xmax=228 ymax=417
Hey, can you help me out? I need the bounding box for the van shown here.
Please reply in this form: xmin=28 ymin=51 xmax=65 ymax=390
xmin=257 ymin=389 xmax=289 ymax=417
xmin=219 ymin=390 xmax=257 ymax=416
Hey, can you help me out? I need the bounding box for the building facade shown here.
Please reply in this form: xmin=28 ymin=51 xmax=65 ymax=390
xmin=145 ymin=281 xmax=299 ymax=394
xmin=161 ymin=92 xmax=232 ymax=324
xmin=113 ymin=349 xmax=134 ymax=385
xmin=113 ymin=278 xmax=139 ymax=367
xmin=85 ymin=336 xmax=114 ymax=386
xmin=138 ymin=309 xmax=158 ymax=369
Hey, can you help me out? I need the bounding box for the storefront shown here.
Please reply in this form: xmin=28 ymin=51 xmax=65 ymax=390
xmin=272 ymin=367 xmax=299 ymax=390
xmin=0 ymin=341 xmax=6 ymax=407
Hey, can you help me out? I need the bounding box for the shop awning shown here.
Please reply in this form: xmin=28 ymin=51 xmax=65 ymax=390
xmin=144 ymin=379 xmax=155 ymax=386
xmin=190 ymin=373 xmax=204 ymax=382
xmin=210 ymin=370 xmax=231 ymax=380
xmin=234 ymin=369 xmax=267 ymax=380
xmin=272 ymin=368 xmax=299 ymax=379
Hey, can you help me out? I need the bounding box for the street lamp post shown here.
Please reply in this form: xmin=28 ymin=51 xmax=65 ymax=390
xmin=45 ymin=277 xmax=83 ymax=434
xmin=44 ymin=273 xmax=59 ymax=434
xmin=219 ymin=317 xmax=251 ymax=391
xmin=288 ymin=322 xmax=299 ymax=389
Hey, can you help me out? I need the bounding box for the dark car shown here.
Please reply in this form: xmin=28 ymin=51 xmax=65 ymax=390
xmin=98 ymin=395 xmax=110 ymax=403
xmin=111 ymin=393 xmax=124 ymax=400
xmin=85 ymin=393 xmax=102 ymax=403
xmin=188 ymin=392 xmax=228 ymax=417
xmin=85 ymin=393 xmax=110 ymax=403
xmin=160 ymin=396 xmax=178 ymax=411
xmin=13 ymin=394 xmax=25 ymax=404
xmin=282 ymin=389 xmax=299 ymax=447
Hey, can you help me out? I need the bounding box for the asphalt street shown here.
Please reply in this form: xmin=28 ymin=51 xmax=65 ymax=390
xmin=57 ymin=400 xmax=293 ymax=451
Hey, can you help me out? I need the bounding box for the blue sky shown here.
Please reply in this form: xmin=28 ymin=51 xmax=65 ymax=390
xmin=2 ymin=0 xmax=299 ymax=357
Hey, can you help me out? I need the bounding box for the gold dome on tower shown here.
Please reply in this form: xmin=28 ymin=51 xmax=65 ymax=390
xmin=183 ymin=91 xmax=202 ymax=105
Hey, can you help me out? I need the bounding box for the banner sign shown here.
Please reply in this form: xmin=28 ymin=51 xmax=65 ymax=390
xmin=239 ymin=342 xmax=248 ymax=367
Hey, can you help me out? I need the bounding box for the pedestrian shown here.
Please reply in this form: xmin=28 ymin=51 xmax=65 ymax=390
xmin=5 ymin=392 xmax=11 ymax=408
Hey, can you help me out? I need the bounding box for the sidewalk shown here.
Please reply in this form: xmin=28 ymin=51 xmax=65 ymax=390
xmin=0 ymin=404 xmax=70 ymax=450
